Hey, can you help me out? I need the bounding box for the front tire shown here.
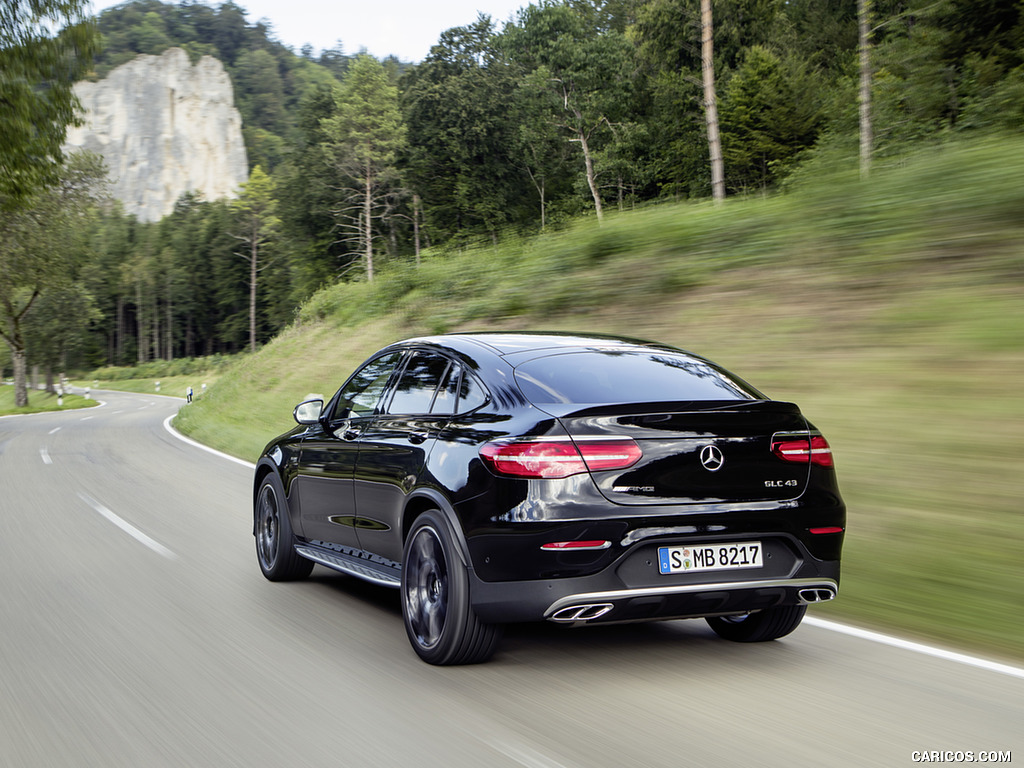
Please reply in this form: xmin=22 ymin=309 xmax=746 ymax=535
xmin=401 ymin=510 xmax=502 ymax=665
xmin=706 ymin=604 xmax=807 ymax=642
xmin=255 ymin=473 xmax=314 ymax=581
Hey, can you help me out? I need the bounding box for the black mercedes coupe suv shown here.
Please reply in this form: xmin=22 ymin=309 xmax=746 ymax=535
xmin=253 ymin=333 xmax=845 ymax=665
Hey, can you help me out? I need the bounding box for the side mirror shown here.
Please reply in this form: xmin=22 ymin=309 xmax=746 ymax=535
xmin=293 ymin=399 xmax=324 ymax=425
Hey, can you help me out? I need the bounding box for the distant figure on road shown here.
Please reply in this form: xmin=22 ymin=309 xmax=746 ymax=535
xmin=186 ymin=386 xmax=194 ymax=403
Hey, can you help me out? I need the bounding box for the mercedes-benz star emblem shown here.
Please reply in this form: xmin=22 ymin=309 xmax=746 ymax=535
xmin=699 ymin=444 xmax=725 ymax=472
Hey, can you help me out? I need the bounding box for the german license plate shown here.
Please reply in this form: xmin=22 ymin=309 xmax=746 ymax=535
xmin=658 ymin=542 xmax=763 ymax=574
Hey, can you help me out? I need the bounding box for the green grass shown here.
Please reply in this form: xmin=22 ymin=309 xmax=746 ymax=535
xmin=74 ymin=373 xmax=219 ymax=398
xmin=76 ymin=355 xmax=230 ymax=398
xmin=174 ymin=134 xmax=1024 ymax=662
xmin=0 ymin=385 xmax=99 ymax=416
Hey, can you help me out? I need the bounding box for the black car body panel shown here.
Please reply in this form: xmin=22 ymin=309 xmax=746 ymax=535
xmin=254 ymin=332 xmax=846 ymax=661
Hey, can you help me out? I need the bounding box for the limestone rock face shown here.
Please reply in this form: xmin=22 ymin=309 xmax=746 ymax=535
xmin=65 ymin=48 xmax=248 ymax=222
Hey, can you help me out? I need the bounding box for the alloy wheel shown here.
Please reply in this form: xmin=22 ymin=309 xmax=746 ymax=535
xmin=404 ymin=525 xmax=449 ymax=650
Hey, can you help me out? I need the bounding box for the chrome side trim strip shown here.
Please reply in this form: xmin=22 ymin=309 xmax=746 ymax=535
xmin=294 ymin=544 xmax=401 ymax=588
xmin=543 ymin=578 xmax=838 ymax=618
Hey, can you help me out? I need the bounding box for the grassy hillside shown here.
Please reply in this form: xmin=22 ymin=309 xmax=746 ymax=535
xmin=173 ymin=135 xmax=1024 ymax=661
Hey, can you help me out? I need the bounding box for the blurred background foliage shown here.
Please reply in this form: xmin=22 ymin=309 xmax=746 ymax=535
xmin=4 ymin=0 xmax=1018 ymax=379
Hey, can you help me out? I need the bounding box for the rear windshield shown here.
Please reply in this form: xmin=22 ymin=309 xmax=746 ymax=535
xmin=513 ymin=351 xmax=763 ymax=405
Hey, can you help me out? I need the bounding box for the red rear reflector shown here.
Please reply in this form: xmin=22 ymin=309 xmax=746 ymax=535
xmin=809 ymin=527 xmax=844 ymax=535
xmin=480 ymin=438 xmax=641 ymax=479
xmin=540 ymin=540 xmax=611 ymax=551
xmin=772 ymin=435 xmax=834 ymax=468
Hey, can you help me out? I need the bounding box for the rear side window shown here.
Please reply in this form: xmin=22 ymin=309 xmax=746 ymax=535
xmin=387 ymin=351 xmax=451 ymax=415
xmin=431 ymin=363 xmax=459 ymax=415
xmin=432 ymin=364 xmax=488 ymax=415
xmin=458 ymin=370 xmax=488 ymax=413
xmin=513 ymin=351 xmax=763 ymax=405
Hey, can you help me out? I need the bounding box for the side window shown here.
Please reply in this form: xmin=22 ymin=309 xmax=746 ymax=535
xmin=387 ymin=351 xmax=450 ymax=415
xmin=429 ymin=364 xmax=489 ymax=415
xmin=331 ymin=352 xmax=402 ymax=420
xmin=458 ymin=370 xmax=488 ymax=413
xmin=431 ymin=363 xmax=460 ymax=415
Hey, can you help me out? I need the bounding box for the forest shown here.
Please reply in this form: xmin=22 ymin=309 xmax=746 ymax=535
xmin=3 ymin=0 xmax=1023 ymax=380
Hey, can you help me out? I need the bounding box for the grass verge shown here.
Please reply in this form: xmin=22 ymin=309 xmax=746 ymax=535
xmin=73 ymin=373 xmax=219 ymax=398
xmin=0 ymin=386 xmax=99 ymax=416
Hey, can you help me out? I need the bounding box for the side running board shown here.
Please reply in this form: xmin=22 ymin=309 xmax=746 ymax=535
xmin=294 ymin=543 xmax=401 ymax=588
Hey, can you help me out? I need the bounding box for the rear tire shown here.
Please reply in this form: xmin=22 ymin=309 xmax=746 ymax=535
xmin=255 ymin=473 xmax=314 ymax=581
xmin=706 ymin=604 xmax=807 ymax=642
xmin=401 ymin=509 xmax=502 ymax=665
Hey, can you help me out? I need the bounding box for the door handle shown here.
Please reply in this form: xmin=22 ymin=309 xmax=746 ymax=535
xmin=409 ymin=431 xmax=429 ymax=445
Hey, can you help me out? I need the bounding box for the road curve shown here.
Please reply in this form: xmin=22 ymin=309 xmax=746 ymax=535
xmin=1 ymin=390 xmax=1019 ymax=767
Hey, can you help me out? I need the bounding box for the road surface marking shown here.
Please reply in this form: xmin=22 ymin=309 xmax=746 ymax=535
xmin=493 ymin=741 xmax=569 ymax=768
xmin=48 ymin=427 xmax=61 ymax=435
xmin=804 ymin=617 xmax=1024 ymax=680
xmin=78 ymin=492 xmax=178 ymax=561
xmin=80 ymin=416 xmax=94 ymax=421
xmin=163 ymin=415 xmax=254 ymax=469
xmin=40 ymin=448 xmax=52 ymax=465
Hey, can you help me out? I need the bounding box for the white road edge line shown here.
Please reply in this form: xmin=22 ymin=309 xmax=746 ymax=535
xmin=78 ymin=492 xmax=179 ymax=561
xmin=492 ymin=741 xmax=569 ymax=768
xmin=40 ymin=448 xmax=52 ymax=465
xmin=161 ymin=413 xmax=1024 ymax=681
xmin=162 ymin=414 xmax=255 ymax=469
xmin=804 ymin=616 xmax=1024 ymax=680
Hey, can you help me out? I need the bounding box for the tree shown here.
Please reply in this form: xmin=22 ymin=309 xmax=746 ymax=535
xmin=323 ymin=55 xmax=405 ymax=282
xmin=720 ymin=46 xmax=823 ymax=191
xmin=276 ymin=85 xmax=349 ymax=297
xmin=23 ymin=283 xmax=100 ymax=391
xmin=701 ymin=0 xmax=725 ymax=203
xmin=631 ymin=0 xmax=711 ymax=198
xmin=232 ymin=166 xmax=280 ymax=352
xmin=1 ymin=0 xmax=99 ymax=207
xmin=0 ymin=153 xmax=105 ymax=406
xmin=234 ymin=48 xmax=288 ymax=136
xmin=504 ymin=2 xmax=637 ymax=221
xmin=633 ymin=0 xmax=799 ymax=199
xmin=511 ymin=79 xmax=573 ymax=229
xmin=859 ymin=0 xmax=873 ymax=177
xmin=402 ymin=16 xmax=526 ymax=243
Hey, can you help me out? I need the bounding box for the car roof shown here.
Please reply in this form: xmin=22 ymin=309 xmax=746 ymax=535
xmin=406 ymin=332 xmax=682 ymax=358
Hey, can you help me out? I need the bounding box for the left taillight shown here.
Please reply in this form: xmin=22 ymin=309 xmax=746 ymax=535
xmin=772 ymin=434 xmax=834 ymax=468
xmin=480 ymin=438 xmax=642 ymax=479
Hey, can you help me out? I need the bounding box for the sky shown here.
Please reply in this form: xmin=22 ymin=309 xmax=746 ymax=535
xmin=87 ymin=0 xmax=531 ymax=62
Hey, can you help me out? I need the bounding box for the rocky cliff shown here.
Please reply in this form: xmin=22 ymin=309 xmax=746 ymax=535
xmin=65 ymin=48 xmax=249 ymax=222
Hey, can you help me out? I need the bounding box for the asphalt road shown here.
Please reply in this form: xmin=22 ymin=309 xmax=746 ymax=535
xmin=1 ymin=390 xmax=1020 ymax=767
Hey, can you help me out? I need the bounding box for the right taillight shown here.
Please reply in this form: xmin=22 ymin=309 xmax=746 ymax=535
xmin=772 ymin=434 xmax=834 ymax=468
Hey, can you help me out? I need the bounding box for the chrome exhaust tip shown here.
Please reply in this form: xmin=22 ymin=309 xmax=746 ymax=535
xmin=798 ymin=587 xmax=836 ymax=604
xmin=549 ymin=603 xmax=615 ymax=623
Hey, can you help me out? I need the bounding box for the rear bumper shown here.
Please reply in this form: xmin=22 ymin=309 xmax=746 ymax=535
xmin=467 ymin=522 xmax=842 ymax=624
xmin=469 ymin=567 xmax=840 ymax=625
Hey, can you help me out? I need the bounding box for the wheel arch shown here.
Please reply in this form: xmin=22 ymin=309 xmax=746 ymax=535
xmin=401 ymin=489 xmax=470 ymax=568
xmin=253 ymin=459 xmax=280 ymax=536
